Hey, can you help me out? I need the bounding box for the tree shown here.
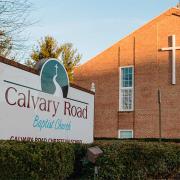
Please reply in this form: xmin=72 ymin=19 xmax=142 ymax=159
xmin=27 ymin=35 xmax=82 ymax=82
xmin=59 ymin=43 xmax=82 ymax=82
xmin=30 ymin=36 xmax=62 ymax=63
xmin=0 ymin=0 xmax=32 ymax=59
xmin=0 ymin=31 xmax=12 ymax=57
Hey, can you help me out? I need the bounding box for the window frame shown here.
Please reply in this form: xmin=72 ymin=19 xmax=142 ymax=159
xmin=119 ymin=65 xmax=134 ymax=112
xmin=118 ymin=129 xmax=134 ymax=139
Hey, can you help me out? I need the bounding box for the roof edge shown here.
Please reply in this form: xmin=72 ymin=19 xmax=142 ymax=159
xmin=80 ymin=7 xmax=179 ymax=67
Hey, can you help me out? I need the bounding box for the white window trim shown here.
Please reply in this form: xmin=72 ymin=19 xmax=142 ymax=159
xmin=118 ymin=129 xmax=134 ymax=139
xmin=119 ymin=65 xmax=134 ymax=112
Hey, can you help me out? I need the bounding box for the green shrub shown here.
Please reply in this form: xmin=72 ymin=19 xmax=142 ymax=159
xmin=70 ymin=143 xmax=88 ymax=178
xmin=0 ymin=140 xmax=179 ymax=179
xmin=0 ymin=141 xmax=75 ymax=179
xmin=95 ymin=137 xmax=180 ymax=143
xmin=92 ymin=141 xmax=180 ymax=180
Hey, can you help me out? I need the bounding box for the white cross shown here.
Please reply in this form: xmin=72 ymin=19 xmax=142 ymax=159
xmin=55 ymin=64 xmax=58 ymax=76
xmin=161 ymin=35 xmax=180 ymax=85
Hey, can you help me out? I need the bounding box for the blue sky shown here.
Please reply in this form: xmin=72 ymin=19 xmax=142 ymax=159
xmin=25 ymin=0 xmax=178 ymax=64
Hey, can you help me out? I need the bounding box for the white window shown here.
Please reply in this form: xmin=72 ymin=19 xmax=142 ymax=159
xmin=119 ymin=66 xmax=134 ymax=111
xmin=118 ymin=130 xmax=133 ymax=139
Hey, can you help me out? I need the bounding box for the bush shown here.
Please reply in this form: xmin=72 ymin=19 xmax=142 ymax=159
xmin=0 ymin=141 xmax=75 ymax=179
xmin=91 ymin=141 xmax=180 ymax=180
xmin=95 ymin=137 xmax=180 ymax=143
xmin=0 ymin=140 xmax=179 ymax=179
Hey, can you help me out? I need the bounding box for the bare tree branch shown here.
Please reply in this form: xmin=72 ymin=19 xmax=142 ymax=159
xmin=0 ymin=0 xmax=34 ymax=59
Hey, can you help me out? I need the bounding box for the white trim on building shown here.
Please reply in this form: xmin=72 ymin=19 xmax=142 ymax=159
xmin=119 ymin=66 xmax=134 ymax=111
xmin=118 ymin=129 xmax=134 ymax=139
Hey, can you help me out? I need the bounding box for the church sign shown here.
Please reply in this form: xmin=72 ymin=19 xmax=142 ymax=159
xmin=0 ymin=58 xmax=94 ymax=143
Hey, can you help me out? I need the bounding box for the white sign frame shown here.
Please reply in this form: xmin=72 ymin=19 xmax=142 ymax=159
xmin=0 ymin=59 xmax=94 ymax=143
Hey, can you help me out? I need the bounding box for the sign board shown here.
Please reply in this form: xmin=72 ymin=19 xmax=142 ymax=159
xmin=0 ymin=59 xmax=94 ymax=143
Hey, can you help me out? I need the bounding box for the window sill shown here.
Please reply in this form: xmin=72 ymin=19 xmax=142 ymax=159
xmin=118 ymin=110 xmax=134 ymax=113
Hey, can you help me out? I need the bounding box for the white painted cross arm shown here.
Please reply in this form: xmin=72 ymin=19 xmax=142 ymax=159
xmin=161 ymin=46 xmax=180 ymax=51
xmin=160 ymin=35 xmax=180 ymax=85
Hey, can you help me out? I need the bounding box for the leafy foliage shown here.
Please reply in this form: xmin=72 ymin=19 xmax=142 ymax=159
xmin=0 ymin=31 xmax=12 ymax=57
xmin=30 ymin=36 xmax=62 ymax=62
xmin=27 ymin=35 xmax=81 ymax=82
xmin=59 ymin=43 xmax=82 ymax=82
xmin=0 ymin=141 xmax=75 ymax=179
xmin=88 ymin=141 xmax=180 ymax=180
xmin=95 ymin=137 xmax=180 ymax=143
xmin=0 ymin=140 xmax=179 ymax=179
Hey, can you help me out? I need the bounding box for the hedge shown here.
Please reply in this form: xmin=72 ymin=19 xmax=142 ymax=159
xmin=95 ymin=137 xmax=180 ymax=143
xmin=0 ymin=140 xmax=179 ymax=179
xmin=0 ymin=141 xmax=75 ymax=179
xmin=80 ymin=141 xmax=180 ymax=180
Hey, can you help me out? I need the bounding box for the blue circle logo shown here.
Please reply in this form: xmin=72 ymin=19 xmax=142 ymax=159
xmin=40 ymin=59 xmax=69 ymax=98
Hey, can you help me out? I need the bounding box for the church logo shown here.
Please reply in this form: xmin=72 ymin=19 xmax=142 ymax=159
xmin=40 ymin=59 xmax=69 ymax=98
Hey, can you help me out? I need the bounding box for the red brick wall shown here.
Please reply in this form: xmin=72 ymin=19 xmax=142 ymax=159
xmin=75 ymin=46 xmax=119 ymax=137
xmin=74 ymin=8 xmax=180 ymax=138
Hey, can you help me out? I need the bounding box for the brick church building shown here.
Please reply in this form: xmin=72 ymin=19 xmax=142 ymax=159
xmin=74 ymin=7 xmax=180 ymax=139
